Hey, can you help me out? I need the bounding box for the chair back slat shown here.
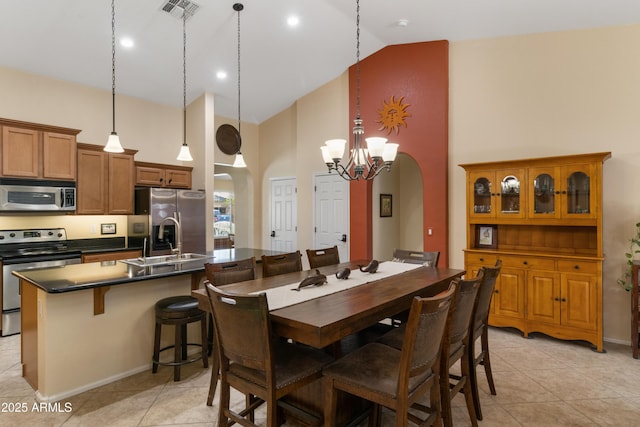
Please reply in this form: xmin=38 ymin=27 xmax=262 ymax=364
xmin=392 ymin=248 xmax=440 ymax=267
xmin=306 ymin=246 xmax=340 ymax=269
xmin=261 ymin=251 xmax=303 ymax=278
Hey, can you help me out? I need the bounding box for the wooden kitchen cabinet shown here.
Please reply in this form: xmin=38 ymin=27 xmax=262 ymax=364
xmin=77 ymin=143 xmax=137 ymax=215
xmin=0 ymin=118 xmax=79 ymax=180
xmin=461 ymin=152 xmax=609 ymax=352
xmin=135 ymin=161 xmax=192 ymax=189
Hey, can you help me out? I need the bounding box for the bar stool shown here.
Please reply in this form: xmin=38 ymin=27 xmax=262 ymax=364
xmin=152 ymin=295 xmax=208 ymax=381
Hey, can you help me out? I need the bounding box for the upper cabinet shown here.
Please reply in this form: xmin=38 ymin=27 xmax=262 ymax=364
xmin=0 ymin=118 xmax=79 ymax=180
xmin=77 ymin=143 xmax=137 ymax=215
xmin=469 ymin=168 xmax=526 ymax=220
xmin=135 ymin=161 xmax=192 ymax=189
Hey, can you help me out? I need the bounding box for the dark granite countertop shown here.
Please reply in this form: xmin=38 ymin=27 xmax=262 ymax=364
xmin=12 ymin=248 xmax=282 ymax=293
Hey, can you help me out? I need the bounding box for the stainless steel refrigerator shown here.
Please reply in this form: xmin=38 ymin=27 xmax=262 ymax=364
xmin=128 ymin=188 xmax=206 ymax=256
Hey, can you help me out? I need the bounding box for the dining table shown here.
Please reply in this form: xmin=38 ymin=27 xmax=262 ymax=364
xmin=192 ymin=259 xmax=465 ymax=424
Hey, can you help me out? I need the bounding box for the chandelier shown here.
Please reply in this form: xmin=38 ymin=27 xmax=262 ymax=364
xmin=320 ymin=0 xmax=398 ymax=181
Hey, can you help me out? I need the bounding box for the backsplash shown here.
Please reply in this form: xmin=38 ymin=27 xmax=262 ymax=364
xmin=0 ymin=215 xmax=128 ymax=239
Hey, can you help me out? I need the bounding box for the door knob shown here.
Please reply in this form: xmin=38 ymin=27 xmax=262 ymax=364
xmin=340 ymin=234 xmax=347 ymax=242
xmin=270 ymin=230 xmax=276 ymax=237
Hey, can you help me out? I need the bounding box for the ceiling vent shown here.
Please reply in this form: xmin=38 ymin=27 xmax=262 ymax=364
xmin=160 ymin=0 xmax=200 ymax=20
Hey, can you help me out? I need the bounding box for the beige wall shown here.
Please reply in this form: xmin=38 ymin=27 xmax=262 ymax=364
xmin=449 ymin=24 xmax=640 ymax=344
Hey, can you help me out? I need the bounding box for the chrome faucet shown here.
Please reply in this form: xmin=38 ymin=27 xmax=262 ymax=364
xmin=137 ymin=237 xmax=148 ymax=263
xmin=158 ymin=216 xmax=182 ymax=258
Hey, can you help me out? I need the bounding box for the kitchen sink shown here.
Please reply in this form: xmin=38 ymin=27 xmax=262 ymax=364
xmin=119 ymin=253 xmax=210 ymax=267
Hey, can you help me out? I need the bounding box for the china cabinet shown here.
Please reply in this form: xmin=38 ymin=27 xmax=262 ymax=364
xmin=461 ymin=152 xmax=610 ymax=352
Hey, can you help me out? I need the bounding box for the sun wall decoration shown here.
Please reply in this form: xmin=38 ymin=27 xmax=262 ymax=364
xmin=376 ymin=95 xmax=411 ymax=135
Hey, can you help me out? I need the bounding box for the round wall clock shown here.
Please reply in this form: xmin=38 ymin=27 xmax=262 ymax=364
xmin=216 ymin=124 xmax=241 ymax=155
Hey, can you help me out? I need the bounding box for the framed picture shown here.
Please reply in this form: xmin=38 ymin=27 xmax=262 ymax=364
xmin=380 ymin=194 xmax=392 ymax=217
xmin=475 ymin=225 xmax=498 ymax=249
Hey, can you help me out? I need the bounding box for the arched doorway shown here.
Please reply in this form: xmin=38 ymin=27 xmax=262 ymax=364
xmin=371 ymin=153 xmax=423 ymax=260
xmin=213 ymin=164 xmax=254 ymax=249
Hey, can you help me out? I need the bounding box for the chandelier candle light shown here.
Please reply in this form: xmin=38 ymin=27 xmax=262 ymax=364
xmin=104 ymin=0 xmax=125 ymax=153
xmin=321 ymin=0 xmax=398 ymax=181
xmin=176 ymin=2 xmax=193 ymax=161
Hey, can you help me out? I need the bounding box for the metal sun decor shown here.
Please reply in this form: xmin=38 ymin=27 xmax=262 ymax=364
xmin=320 ymin=0 xmax=399 ymax=181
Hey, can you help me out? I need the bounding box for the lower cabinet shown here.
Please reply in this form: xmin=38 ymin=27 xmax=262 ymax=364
xmin=82 ymin=250 xmax=141 ymax=264
xmin=465 ymin=251 xmax=602 ymax=351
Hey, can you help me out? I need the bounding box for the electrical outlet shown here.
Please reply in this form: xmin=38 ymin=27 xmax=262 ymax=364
xmin=427 ymin=228 xmax=433 ymax=236
xmin=90 ymin=224 xmax=97 ymax=234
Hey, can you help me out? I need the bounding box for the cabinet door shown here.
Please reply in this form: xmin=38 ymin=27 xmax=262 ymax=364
xmin=82 ymin=250 xmax=141 ymax=263
xmin=76 ymin=148 xmax=107 ymax=214
xmin=561 ymin=163 xmax=596 ymax=219
xmin=561 ymin=272 xmax=597 ymax=331
xmin=529 ymin=166 xmax=561 ymax=219
xmin=493 ymin=267 xmax=525 ymax=320
xmin=136 ymin=165 xmax=165 ymax=186
xmin=108 ymin=153 xmax=134 ymax=214
xmin=164 ymin=168 xmax=191 ymax=189
xmin=469 ymin=170 xmax=496 ymax=219
xmin=43 ymin=132 xmax=76 ymax=180
xmin=1 ymin=126 xmax=40 ymax=178
xmin=526 ymin=270 xmax=561 ymax=324
xmin=495 ymin=168 xmax=525 ymax=219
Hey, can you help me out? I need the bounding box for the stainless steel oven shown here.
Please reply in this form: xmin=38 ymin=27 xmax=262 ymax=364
xmin=0 ymin=228 xmax=81 ymax=336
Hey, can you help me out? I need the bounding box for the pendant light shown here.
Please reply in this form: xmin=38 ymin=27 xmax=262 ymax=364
xmin=176 ymin=5 xmax=193 ymax=161
xmin=232 ymin=3 xmax=246 ymax=168
xmin=104 ymin=0 xmax=124 ymax=153
xmin=320 ymin=0 xmax=399 ymax=180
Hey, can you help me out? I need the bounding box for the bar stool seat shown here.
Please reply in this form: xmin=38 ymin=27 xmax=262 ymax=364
xmin=152 ymin=295 xmax=208 ymax=381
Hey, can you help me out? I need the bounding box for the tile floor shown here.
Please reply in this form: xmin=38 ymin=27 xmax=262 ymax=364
xmin=0 ymin=327 xmax=639 ymax=426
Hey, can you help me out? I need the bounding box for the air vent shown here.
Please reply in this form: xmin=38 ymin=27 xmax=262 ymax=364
xmin=160 ymin=0 xmax=200 ymax=20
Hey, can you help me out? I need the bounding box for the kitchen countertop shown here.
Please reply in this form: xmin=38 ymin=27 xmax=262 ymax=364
xmin=12 ymin=247 xmax=282 ymax=294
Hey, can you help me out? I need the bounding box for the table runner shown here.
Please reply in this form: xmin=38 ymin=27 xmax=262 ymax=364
xmin=254 ymin=261 xmax=423 ymax=310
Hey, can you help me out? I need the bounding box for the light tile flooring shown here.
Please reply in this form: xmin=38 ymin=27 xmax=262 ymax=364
xmin=0 ymin=328 xmax=639 ymax=426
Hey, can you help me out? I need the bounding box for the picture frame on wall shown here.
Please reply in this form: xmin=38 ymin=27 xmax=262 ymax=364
xmin=380 ymin=194 xmax=392 ymax=217
xmin=475 ymin=224 xmax=498 ymax=249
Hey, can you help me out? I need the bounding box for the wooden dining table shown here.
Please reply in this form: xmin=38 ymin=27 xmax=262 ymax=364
xmin=192 ymin=260 xmax=465 ymax=424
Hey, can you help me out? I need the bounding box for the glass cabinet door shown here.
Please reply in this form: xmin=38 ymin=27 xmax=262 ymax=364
xmin=566 ymin=171 xmax=590 ymax=214
xmin=500 ymin=175 xmax=521 ymax=214
xmin=473 ymin=176 xmax=492 ymax=215
xmin=532 ymin=173 xmax=555 ymax=215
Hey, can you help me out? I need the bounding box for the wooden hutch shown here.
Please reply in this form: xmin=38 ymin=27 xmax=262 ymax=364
xmin=460 ymin=152 xmax=610 ymax=352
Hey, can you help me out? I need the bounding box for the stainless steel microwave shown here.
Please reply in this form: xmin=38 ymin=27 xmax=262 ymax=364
xmin=0 ymin=179 xmax=76 ymax=212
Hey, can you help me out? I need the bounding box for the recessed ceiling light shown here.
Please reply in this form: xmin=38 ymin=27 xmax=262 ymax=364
xmin=120 ymin=37 xmax=134 ymax=48
xmin=287 ymin=15 xmax=300 ymax=27
xmin=395 ymin=19 xmax=409 ymax=28
xmin=216 ymin=70 xmax=227 ymax=80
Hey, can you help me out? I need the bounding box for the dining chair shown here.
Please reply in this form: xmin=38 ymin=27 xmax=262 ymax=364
xmin=378 ymin=272 xmax=483 ymax=427
xmin=392 ymin=248 xmax=440 ymax=267
xmin=323 ymin=284 xmax=456 ymax=427
xmin=206 ymin=282 xmax=333 ymax=427
xmin=468 ymin=260 xmax=502 ymax=420
xmin=306 ymin=245 xmax=340 ymax=269
xmin=261 ymin=250 xmax=303 ymax=278
xmin=203 ymin=257 xmax=257 ymax=406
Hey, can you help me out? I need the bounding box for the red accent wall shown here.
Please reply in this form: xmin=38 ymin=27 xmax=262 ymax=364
xmin=349 ymin=41 xmax=450 ymax=266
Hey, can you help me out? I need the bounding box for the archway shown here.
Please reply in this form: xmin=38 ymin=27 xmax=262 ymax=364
xmin=213 ymin=164 xmax=254 ymax=249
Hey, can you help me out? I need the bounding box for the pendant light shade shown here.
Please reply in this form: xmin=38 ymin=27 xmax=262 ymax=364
xmin=232 ymin=152 xmax=246 ymax=168
xmin=104 ymin=0 xmax=124 ymax=153
xmin=176 ymin=5 xmax=193 ymax=161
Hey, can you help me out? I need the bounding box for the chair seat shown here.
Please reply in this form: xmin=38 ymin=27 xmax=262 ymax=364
xmin=156 ymin=295 xmax=202 ymax=319
xmin=229 ymin=342 xmax=333 ymax=390
xmin=323 ymin=342 xmax=432 ymax=399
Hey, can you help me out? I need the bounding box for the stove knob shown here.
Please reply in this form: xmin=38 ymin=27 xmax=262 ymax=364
xmin=0 ymin=235 xmax=4 ymax=240
xmin=9 ymin=233 xmax=15 ymax=238
xmin=48 ymin=231 xmax=54 ymax=236
xmin=57 ymin=233 xmax=63 ymax=238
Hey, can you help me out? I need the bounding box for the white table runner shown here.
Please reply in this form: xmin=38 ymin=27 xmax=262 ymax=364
xmin=254 ymin=261 xmax=423 ymax=310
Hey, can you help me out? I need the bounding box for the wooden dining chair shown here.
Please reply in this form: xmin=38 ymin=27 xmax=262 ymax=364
xmin=203 ymin=257 xmax=257 ymax=406
xmin=392 ymin=248 xmax=440 ymax=267
xmin=378 ymin=272 xmax=483 ymax=427
xmin=206 ymin=282 xmax=333 ymax=427
xmin=306 ymin=246 xmax=340 ymax=269
xmin=323 ymin=284 xmax=456 ymax=427
xmin=261 ymin=251 xmax=303 ymax=278
xmin=468 ymin=260 xmax=502 ymax=420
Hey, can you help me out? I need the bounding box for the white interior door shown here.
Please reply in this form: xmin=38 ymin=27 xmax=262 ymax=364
xmin=314 ymin=173 xmax=349 ymax=262
xmin=270 ymin=178 xmax=297 ymax=252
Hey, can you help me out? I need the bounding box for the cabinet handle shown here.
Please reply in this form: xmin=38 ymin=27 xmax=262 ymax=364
xmin=554 ymin=297 xmax=560 ymax=301
xmin=561 ymin=298 xmax=567 ymax=302
xmin=562 ymin=190 xmax=567 ymax=194
xmin=523 ymin=261 xmax=528 ymax=265
xmin=479 ymin=258 xmax=485 ymax=262
xmin=160 ymin=178 xmax=164 ymax=182
xmin=168 ymin=178 xmax=173 ymax=184
xmin=496 ymin=192 xmax=501 ymax=196
xmin=555 ymin=190 xmax=561 ymax=194
xmin=494 ymin=290 xmax=499 ymax=294
xmin=574 ymin=265 xmax=580 ymax=270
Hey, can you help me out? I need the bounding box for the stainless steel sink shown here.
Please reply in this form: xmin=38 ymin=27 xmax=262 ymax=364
xmin=119 ymin=253 xmax=210 ymax=267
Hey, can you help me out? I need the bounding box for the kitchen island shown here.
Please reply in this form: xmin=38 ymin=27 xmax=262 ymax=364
xmin=13 ymin=248 xmax=279 ymax=402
